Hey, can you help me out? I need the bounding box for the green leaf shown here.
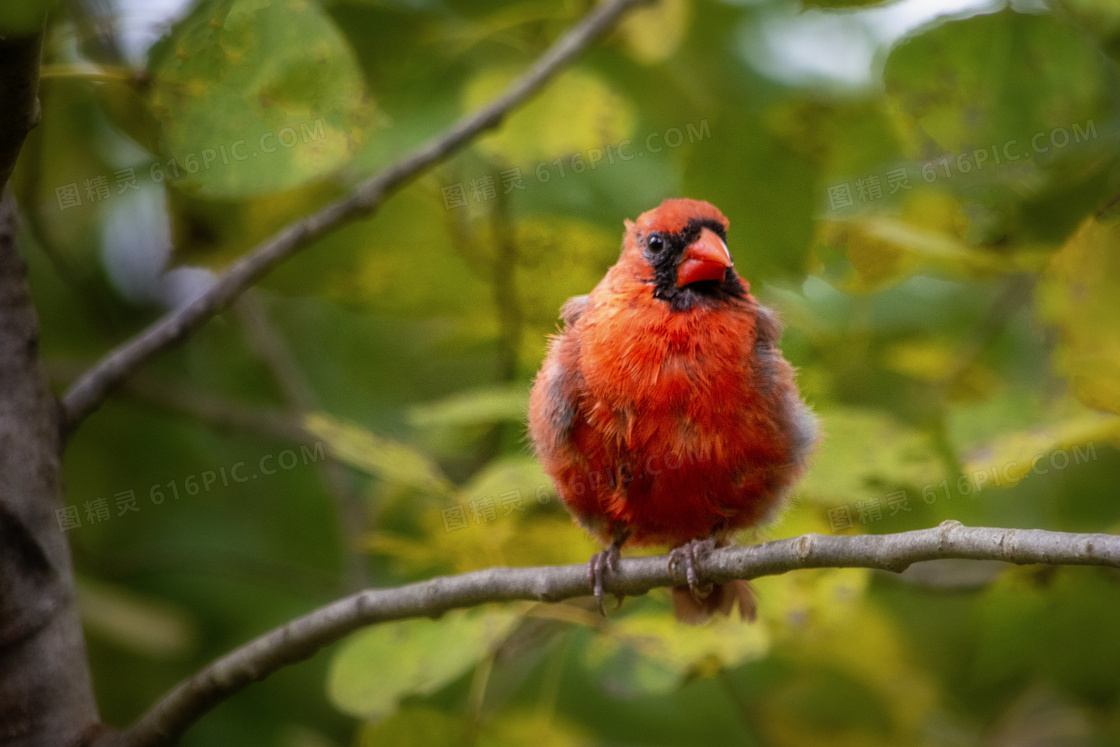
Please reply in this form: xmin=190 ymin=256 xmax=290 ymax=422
xmin=767 ymin=98 xmax=903 ymax=182
xmin=818 ymin=216 xmax=1050 ymax=291
xmin=458 ymin=455 xmax=550 ymax=510
xmin=147 ymin=0 xmax=373 ymax=198
xmin=1052 ymin=0 xmax=1120 ymax=60
xmin=959 ymin=409 xmax=1119 ymax=489
xmin=327 ymin=608 xmax=519 ymax=720
xmin=409 ymin=385 xmax=528 ymax=428
xmin=884 ymin=10 xmax=1110 ymax=160
xmin=755 ymin=600 xmax=936 ymax=745
xmin=356 ymin=707 xmax=468 ymax=747
xmin=517 ymin=216 xmax=619 ymax=338
xmin=584 ymin=608 xmax=771 ymax=696
xmin=364 ymin=510 xmax=597 ymax=576
xmin=797 ymin=407 xmax=945 ymax=506
xmin=970 ymin=568 xmax=1120 ymax=702
xmin=0 ymin=0 xmax=54 ymax=33
xmin=305 ymin=413 xmax=455 ymax=497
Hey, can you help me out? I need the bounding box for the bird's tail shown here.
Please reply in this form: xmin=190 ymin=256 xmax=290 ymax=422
xmin=671 ymin=580 xmax=756 ymax=625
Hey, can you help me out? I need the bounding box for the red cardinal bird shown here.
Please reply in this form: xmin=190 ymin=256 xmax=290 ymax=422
xmin=528 ymin=198 xmax=818 ymax=623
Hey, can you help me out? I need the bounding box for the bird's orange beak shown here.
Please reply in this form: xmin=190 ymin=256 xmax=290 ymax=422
xmin=676 ymin=228 xmax=732 ymax=287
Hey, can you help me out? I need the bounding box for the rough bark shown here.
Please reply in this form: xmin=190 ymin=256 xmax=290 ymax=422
xmin=0 ymin=24 xmax=100 ymax=747
xmin=0 ymin=191 xmax=99 ymax=745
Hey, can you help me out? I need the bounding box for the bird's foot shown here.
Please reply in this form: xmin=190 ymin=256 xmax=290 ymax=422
xmin=588 ymin=543 xmax=624 ymax=615
xmin=669 ymin=536 xmax=718 ymax=601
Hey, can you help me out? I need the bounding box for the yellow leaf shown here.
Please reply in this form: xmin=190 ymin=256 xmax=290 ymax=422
xmin=796 ymin=407 xmax=945 ymax=506
xmin=462 ymin=68 xmax=634 ymax=164
xmin=1038 ymin=215 xmax=1120 ymax=413
xmin=76 ymin=576 xmax=198 ymax=659
xmin=617 ymin=0 xmax=691 ymax=65
xmin=960 ymin=409 xmax=1119 ymax=488
xmin=479 ymin=710 xmax=590 ymax=747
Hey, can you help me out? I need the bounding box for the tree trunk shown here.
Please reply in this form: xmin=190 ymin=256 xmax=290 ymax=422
xmin=0 ymin=28 xmax=100 ymax=746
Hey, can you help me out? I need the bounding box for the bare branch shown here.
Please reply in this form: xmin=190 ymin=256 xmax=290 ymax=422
xmin=59 ymin=0 xmax=653 ymax=434
xmin=98 ymin=521 xmax=1120 ymax=747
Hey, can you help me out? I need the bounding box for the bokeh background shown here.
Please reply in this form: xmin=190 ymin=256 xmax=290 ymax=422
xmin=9 ymin=0 xmax=1120 ymax=743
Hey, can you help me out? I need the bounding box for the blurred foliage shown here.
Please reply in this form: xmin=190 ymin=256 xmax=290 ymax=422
xmin=329 ymin=607 xmax=521 ymax=720
xmin=146 ymin=0 xmax=374 ymax=198
xmin=14 ymin=0 xmax=1120 ymax=744
xmin=0 ymin=0 xmax=56 ymax=33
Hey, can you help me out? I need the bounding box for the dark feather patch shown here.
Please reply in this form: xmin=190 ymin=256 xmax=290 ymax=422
xmin=754 ymin=303 xmax=782 ymax=345
xmin=547 ymin=369 xmax=579 ymax=436
xmin=783 ymin=391 xmax=819 ymax=467
xmin=751 ymin=304 xmax=783 ymax=397
xmin=641 ymin=218 xmax=746 ymax=312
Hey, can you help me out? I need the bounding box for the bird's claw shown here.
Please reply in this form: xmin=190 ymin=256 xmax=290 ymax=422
xmin=669 ymin=536 xmax=717 ymax=601
xmin=588 ymin=544 xmax=624 ymax=615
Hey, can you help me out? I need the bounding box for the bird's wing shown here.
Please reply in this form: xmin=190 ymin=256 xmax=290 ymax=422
xmin=529 ymin=325 xmax=585 ymax=457
xmin=559 ymin=294 xmax=589 ymax=327
xmin=752 ymin=303 xmax=818 ymax=468
xmin=529 ymin=318 xmax=619 ymax=537
xmin=536 ymin=296 xmax=590 ymax=448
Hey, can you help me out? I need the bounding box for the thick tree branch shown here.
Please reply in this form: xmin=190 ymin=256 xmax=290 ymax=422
xmin=98 ymin=521 xmax=1120 ymax=747
xmin=0 ymin=26 xmax=104 ymax=747
xmin=0 ymin=191 xmax=101 ymax=744
xmin=59 ymin=0 xmax=652 ymax=434
xmin=0 ymin=31 xmax=42 ymax=195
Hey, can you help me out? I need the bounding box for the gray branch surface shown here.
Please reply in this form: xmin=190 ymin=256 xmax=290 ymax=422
xmin=0 ymin=27 xmax=104 ymax=747
xmin=0 ymin=196 xmax=100 ymax=747
xmin=59 ymin=0 xmax=653 ymax=433
xmin=98 ymin=521 xmax=1120 ymax=747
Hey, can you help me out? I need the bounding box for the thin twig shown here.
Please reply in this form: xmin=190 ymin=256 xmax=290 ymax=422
xmin=95 ymin=522 xmax=1120 ymax=747
xmin=59 ymin=0 xmax=652 ymax=434
xmin=117 ymin=375 xmax=313 ymax=445
xmin=47 ymin=359 xmax=314 ymax=443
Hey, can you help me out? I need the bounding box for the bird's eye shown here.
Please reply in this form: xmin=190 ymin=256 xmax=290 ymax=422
xmin=647 ymin=234 xmax=665 ymax=253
